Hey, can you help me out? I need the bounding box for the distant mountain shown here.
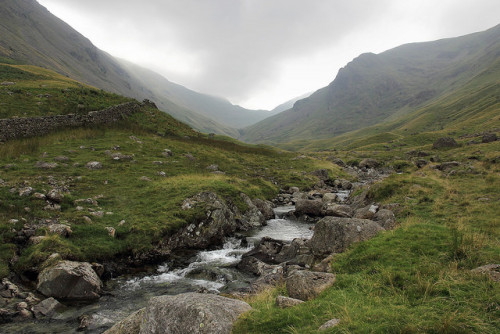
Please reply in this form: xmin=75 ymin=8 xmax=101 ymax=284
xmin=270 ymin=92 xmax=312 ymax=114
xmin=240 ymin=24 xmax=500 ymax=145
xmin=0 ymin=0 xmax=270 ymax=136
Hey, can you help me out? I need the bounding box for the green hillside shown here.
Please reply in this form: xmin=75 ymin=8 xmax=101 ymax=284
xmin=0 ymin=64 xmax=342 ymax=279
xmin=240 ymin=24 xmax=500 ymax=146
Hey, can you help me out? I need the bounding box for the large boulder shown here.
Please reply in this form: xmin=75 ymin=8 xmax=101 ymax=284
xmin=139 ymin=293 xmax=251 ymax=334
xmin=240 ymin=193 xmax=266 ymax=229
xmin=241 ymin=237 xmax=285 ymax=264
xmin=482 ymin=133 xmax=497 ymax=143
xmin=37 ymin=261 xmax=102 ymax=300
xmin=104 ymin=308 xmax=145 ymax=334
xmin=359 ymin=158 xmax=379 ymax=169
xmin=322 ymin=203 xmax=353 ymax=218
xmin=285 ymin=270 xmax=336 ymax=301
xmin=252 ymin=199 xmax=275 ymax=220
xmin=295 ymin=199 xmax=323 ymax=216
xmin=275 ymin=238 xmax=314 ymax=267
xmin=309 ymin=217 xmax=384 ymax=257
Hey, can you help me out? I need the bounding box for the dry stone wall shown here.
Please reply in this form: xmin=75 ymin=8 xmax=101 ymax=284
xmin=0 ymin=102 xmax=140 ymax=141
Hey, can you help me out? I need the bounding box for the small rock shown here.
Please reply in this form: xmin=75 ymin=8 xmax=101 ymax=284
xmin=162 ymin=149 xmax=172 ymax=157
xmin=35 ymin=161 xmax=58 ymax=169
xmin=359 ymin=158 xmax=379 ymax=169
xmin=33 ymin=192 xmax=46 ymax=200
xmin=105 ymin=227 xmax=116 ymax=238
xmin=184 ymin=153 xmax=195 ymax=161
xmin=18 ymin=187 xmax=33 ymax=197
xmin=139 ymin=176 xmax=151 ymax=182
xmin=8 ymin=219 xmax=19 ymax=224
xmin=48 ymin=224 xmax=72 ymax=237
xmin=44 ymin=204 xmax=61 ymax=211
xmin=25 ymin=292 xmax=40 ymax=306
xmin=86 ymin=161 xmax=103 ymax=170
xmin=33 ymin=297 xmax=64 ymax=318
xmin=482 ymin=133 xmax=497 ymax=143
xmin=471 ymin=264 xmax=500 ymax=282
xmin=53 ymin=156 xmax=69 ymax=162
xmin=82 ymin=216 xmax=93 ymax=224
xmin=29 ymin=236 xmax=47 ymax=245
xmin=46 ymin=189 xmax=64 ymax=203
xmin=16 ymin=302 xmax=28 ymax=311
xmin=18 ymin=309 xmax=32 ymax=318
xmin=319 ymin=318 xmax=340 ymax=331
xmin=206 ymin=164 xmax=219 ymax=171
xmin=286 ymin=270 xmax=336 ymax=301
xmin=78 ymin=314 xmax=91 ymax=331
xmin=275 ymin=295 xmax=304 ymax=308
xmin=157 ymin=171 xmax=166 ymax=177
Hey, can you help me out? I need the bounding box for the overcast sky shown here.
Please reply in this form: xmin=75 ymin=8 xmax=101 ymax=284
xmin=37 ymin=0 xmax=500 ymax=110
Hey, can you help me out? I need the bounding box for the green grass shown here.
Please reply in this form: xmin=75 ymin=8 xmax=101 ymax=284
xmin=0 ymin=67 xmax=347 ymax=276
xmin=0 ymin=63 xmax=132 ymax=118
xmin=234 ymin=141 xmax=500 ymax=333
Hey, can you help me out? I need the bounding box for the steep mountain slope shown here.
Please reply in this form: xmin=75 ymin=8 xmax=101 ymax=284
xmin=0 ymin=0 xmax=268 ymax=136
xmin=270 ymin=92 xmax=312 ymax=114
xmin=241 ymin=24 xmax=500 ymax=145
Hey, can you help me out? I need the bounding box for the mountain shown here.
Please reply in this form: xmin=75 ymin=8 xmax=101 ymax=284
xmin=0 ymin=0 xmax=270 ymax=136
xmin=240 ymin=24 xmax=500 ymax=146
xmin=270 ymin=92 xmax=312 ymax=114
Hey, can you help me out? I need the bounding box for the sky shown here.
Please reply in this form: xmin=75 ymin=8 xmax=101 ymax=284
xmin=37 ymin=0 xmax=500 ymax=110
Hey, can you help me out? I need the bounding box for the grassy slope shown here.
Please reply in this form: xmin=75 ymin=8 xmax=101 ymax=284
xmin=233 ymin=133 xmax=500 ymax=332
xmin=0 ymin=65 xmax=345 ymax=278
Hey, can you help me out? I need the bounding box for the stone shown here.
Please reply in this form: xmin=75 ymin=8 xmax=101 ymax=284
xmin=33 ymin=192 xmax=46 ymax=200
xmin=312 ymin=253 xmax=336 ymax=273
xmin=252 ymin=199 xmax=275 ymax=220
xmin=359 ymin=158 xmax=379 ymax=169
xmin=16 ymin=302 xmax=28 ymax=311
xmin=139 ymin=176 xmax=151 ymax=182
xmin=415 ymin=159 xmax=428 ymax=168
xmin=329 ymin=157 xmax=346 ymax=167
xmin=319 ymin=318 xmax=340 ymax=330
xmin=438 ymin=161 xmax=460 ymax=171
xmin=243 ymin=237 xmax=285 ymax=264
xmin=53 ymin=156 xmax=69 ymax=162
xmin=157 ymin=171 xmax=166 ymax=177
xmin=83 ymin=216 xmax=93 ymax=224
xmin=46 ymin=189 xmax=64 ymax=203
xmin=86 ymin=161 xmax=103 ymax=169
xmin=373 ymin=209 xmax=396 ymax=230
xmin=471 ymin=264 xmax=500 ymax=282
xmin=18 ymin=187 xmax=33 ymax=197
xmin=482 ymin=133 xmax=497 ymax=143
xmin=295 ymin=199 xmax=323 ymax=216
xmin=37 ymin=261 xmax=102 ymax=300
xmin=18 ymin=309 xmax=33 ymax=318
xmin=285 ymin=270 xmax=336 ymax=301
xmin=275 ymin=238 xmax=314 ymax=267
xmin=48 ymin=224 xmax=72 ymax=237
xmin=162 ymin=149 xmax=173 ymax=157
xmin=0 ymin=307 xmax=17 ymax=324
xmin=309 ymin=217 xmax=384 ymax=257
xmin=275 ymin=295 xmax=304 ymax=308
xmin=311 ymin=169 xmax=329 ymax=181
xmin=433 ymin=137 xmax=458 ymax=149
xmin=44 ymin=204 xmax=61 ymax=211
xmin=206 ymin=164 xmax=219 ymax=171
xmin=322 ymin=203 xmax=353 ymax=218
xmin=139 ymin=293 xmax=251 ymax=334
xmin=289 ymin=186 xmax=300 ymax=194
xmin=354 ymin=204 xmax=378 ymax=220
xmin=33 ymin=297 xmax=64 ymax=318
xmin=104 ymin=308 xmax=145 ymax=334
xmin=322 ymin=193 xmax=338 ymax=203
xmin=105 ymin=227 xmax=116 ymax=238
xmin=34 ymin=161 xmax=58 ymax=169
xmin=184 ymin=153 xmax=195 ymax=161
xmin=240 ymin=193 xmax=266 ymax=229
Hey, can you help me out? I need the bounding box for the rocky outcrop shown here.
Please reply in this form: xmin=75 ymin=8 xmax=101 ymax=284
xmin=240 ymin=193 xmax=266 ymax=229
xmin=309 ymin=217 xmax=384 ymax=257
xmin=285 ymin=270 xmax=336 ymax=301
xmin=37 ymin=261 xmax=102 ymax=300
xmin=139 ymin=293 xmax=251 ymax=334
xmin=472 ymin=264 xmax=500 ymax=282
xmin=253 ymin=199 xmax=275 ymax=220
xmin=433 ymin=137 xmax=458 ymax=149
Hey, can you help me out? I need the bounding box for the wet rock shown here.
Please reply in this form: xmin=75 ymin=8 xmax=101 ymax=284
xmin=482 ymin=133 xmax=497 ymax=143
xmin=33 ymin=297 xmax=64 ymax=319
xmin=433 ymin=137 xmax=458 ymax=149
xmin=104 ymin=308 xmax=145 ymax=334
xmin=139 ymin=293 xmax=251 ymax=334
xmin=48 ymin=224 xmax=72 ymax=237
xmin=240 ymin=193 xmax=266 ymax=229
xmin=237 ymin=256 xmax=278 ymax=276
xmin=309 ymin=217 xmax=384 ymax=257
xmin=373 ymin=209 xmax=396 ymax=230
xmin=276 ymin=238 xmax=314 ymax=267
xmin=37 ymin=261 xmax=102 ymax=300
xmin=471 ymin=264 xmax=500 ymax=282
xmin=285 ymin=270 xmax=336 ymax=301
xmin=252 ymin=199 xmax=275 ymax=220
xmin=295 ymin=199 xmax=323 ymax=216
xmin=86 ymin=161 xmax=103 ymax=169
xmin=275 ymin=295 xmax=304 ymax=308
xmin=78 ymin=314 xmax=91 ymax=331
xmin=319 ymin=318 xmax=340 ymax=330
xmin=322 ymin=203 xmax=353 ymax=218
xmin=322 ymin=193 xmax=338 ymax=203
xmin=243 ymin=237 xmax=285 ymax=264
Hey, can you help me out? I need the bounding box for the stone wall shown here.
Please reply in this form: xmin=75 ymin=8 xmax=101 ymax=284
xmin=0 ymin=102 xmax=140 ymax=141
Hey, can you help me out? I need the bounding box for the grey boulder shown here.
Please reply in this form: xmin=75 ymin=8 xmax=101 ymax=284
xmin=37 ymin=261 xmax=102 ymax=300
xmin=139 ymin=292 xmax=251 ymax=334
xmin=285 ymin=270 xmax=336 ymax=301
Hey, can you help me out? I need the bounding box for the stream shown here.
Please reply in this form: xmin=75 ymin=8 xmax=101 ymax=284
xmin=2 ymin=205 xmax=317 ymax=333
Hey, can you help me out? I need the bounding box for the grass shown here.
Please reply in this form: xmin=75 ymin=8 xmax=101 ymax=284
xmin=0 ymin=66 xmax=347 ymax=276
xmin=233 ymin=140 xmax=500 ymax=333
